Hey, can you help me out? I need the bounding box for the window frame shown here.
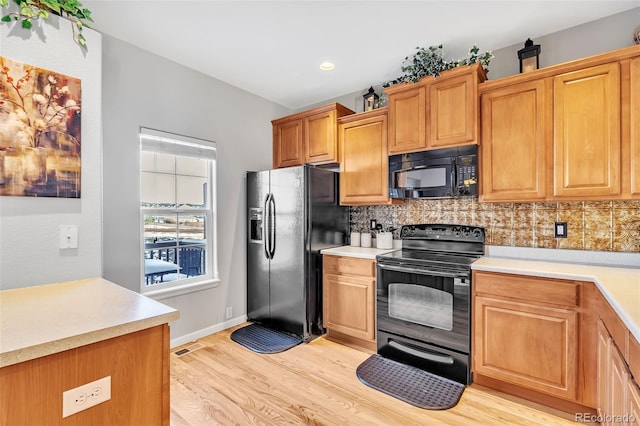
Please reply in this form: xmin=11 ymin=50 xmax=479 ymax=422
xmin=139 ymin=127 xmax=219 ymax=299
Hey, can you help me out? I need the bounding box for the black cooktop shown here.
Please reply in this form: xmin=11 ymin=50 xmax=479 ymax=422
xmin=377 ymin=249 xmax=481 ymax=266
xmin=376 ymin=224 xmax=485 ymax=269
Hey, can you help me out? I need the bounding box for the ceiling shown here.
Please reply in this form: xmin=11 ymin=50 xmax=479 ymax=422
xmin=81 ymin=1 xmax=638 ymax=110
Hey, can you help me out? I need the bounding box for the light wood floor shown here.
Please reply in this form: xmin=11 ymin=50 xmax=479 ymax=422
xmin=170 ymin=325 xmax=577 ymax=425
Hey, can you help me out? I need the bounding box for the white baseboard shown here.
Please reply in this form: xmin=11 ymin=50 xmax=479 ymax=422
xmin=170 ymin=315 xmax=247 ymax=348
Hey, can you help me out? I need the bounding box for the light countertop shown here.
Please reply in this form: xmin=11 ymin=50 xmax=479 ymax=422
xmin=0 ymin=277 xmax=179 ymax=368
xmin=320 ymin=245 xmax=400 ymax=260
xmin=472 ymin=257 xmax=640 ymax=342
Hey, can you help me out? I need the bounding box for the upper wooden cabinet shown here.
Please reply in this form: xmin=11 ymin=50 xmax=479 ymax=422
xmin=386 ymin=63 xmax=486 ymax=155
xmin=272 ymin=117 xmax=304 ymax=168
xmin=479 ymin=45 xmax=640 ymax=202
xmin=272 ymin=103 xmax=354 ymax=169
xmin=553 ymin=63 xmax=621 ymax=198
xmin=338 ymin=108 xmax=399 ymax=206
xmin=386 ymin=84 xmax=426 ymax=154
xmin=631 ymin=57 xmax=640 ymax=196
xmin=480 ymin=79 xmax=552 ymax=202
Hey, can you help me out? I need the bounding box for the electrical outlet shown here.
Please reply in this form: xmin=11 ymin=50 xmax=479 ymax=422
xmin=225 ymin=306 xmax=233 ymax=319
xmin=62 ymin=376 xmax=111 ymax=418
xmin=554 ymin=221 xmax=568 ymax=238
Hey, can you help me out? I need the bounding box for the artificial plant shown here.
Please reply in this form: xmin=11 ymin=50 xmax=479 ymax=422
xmin=0 ymin=0 xmax=93 ymax=49
xmin=385 ymin=44 xmax=493 ymax=87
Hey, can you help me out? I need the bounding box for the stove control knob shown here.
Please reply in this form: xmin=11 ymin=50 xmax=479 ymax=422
xmin=472 ymin=228 xmax=483 ymax=240
xmin=462 ymin=227 xmax=471 ymax=237
xmin=453 ymin=227 xmax=461 ymax=236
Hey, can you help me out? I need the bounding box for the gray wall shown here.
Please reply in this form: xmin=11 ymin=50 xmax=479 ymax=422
xmin=305 ymin=7 xmax=640 ymax=112
xmin=0 ymin=17 xmax=102 ymax=289
xmin=101 ymin=36 xmax=290 ymax=345
xmin=489 ymin=7 xmax=640 ymax=79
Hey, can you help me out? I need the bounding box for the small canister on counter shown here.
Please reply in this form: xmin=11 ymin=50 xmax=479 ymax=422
xmin=361 ymin=233 xmax=372 ymax=248
xmin=350 ymin=232 xmax=361 ymax=247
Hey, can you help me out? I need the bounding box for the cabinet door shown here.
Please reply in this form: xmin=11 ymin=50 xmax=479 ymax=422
xmin=305 ymin=109 xmax=338 ymax=164
xmin=273 ymin=118 xmax=303 ymax=168
xmin=610 ymin=344 xmax=629 ymax=424
xmin=387 ymin=85 xmax=427 ymax=154
xmin=480 ymin=79 xmax=551 ymax=201
xmin=598 ymin=319 xmax=612 ymax=419
xmin=429 ymin=71 xmax=477 ymax=148
xmin=323 ymin=273 xmax=375 ymax=342
xmin=631 ymin=57 xmax=640 ymax=196
xmin=628 ymin=380 xmax=640 ymax=426
xmin=474 ymin=296 xmax=578 ymax=400
xmin=553 ymin=63 xmax=621 ymax=198
xmin=339 ymin=112 xmax=390 ymax=205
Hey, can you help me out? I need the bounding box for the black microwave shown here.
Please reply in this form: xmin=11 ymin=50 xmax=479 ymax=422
xmin=388 ymin=145 xmax=478 ymax=199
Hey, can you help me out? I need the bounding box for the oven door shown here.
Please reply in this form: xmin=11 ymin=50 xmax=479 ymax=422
xmin=376 ymin=261 xmax=471 ymax=354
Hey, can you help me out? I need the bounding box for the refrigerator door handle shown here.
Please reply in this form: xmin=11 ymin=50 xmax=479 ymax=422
xmin=269 ymin=194 xmax=276 ymax=259
xmin=264 ymin=193 xmax=272 ymax=260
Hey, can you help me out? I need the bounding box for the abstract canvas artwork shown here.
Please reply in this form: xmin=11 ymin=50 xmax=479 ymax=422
xmin=0 ymin=56 xmax=81 ymax=198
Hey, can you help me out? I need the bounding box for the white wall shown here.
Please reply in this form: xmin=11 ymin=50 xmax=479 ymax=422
xmin=0 ymin=16 xmax=102 ymax=289
xmin=101 ymin=36 xmax=290 ymax=345
xmin=304 ymin=7 xmax=640 ymax=112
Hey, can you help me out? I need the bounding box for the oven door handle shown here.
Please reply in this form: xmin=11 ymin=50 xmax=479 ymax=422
xmin=377 ymin=264 xmax=467 ymax=279
xmin=388 ymin=340 xmax=454 ymax=365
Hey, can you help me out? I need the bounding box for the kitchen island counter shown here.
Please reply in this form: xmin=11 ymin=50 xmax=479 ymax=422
xmin=0 ymin=277 xmax=179 ymax=368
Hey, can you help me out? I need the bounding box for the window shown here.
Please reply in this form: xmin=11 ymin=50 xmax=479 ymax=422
xmin=140 ymin=128 xmax=218 ymax=297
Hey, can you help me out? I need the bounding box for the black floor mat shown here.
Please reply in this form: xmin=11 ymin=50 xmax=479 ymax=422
xmin=356 ymin=354 xmax=465 ymax=410
xmin=230 ymin=323 xmax=302 ymax=354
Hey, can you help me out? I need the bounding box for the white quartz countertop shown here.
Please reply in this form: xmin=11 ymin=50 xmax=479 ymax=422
xmin=320 ymin=245 xmax=399 ymax=260
xmin=472 ymin=257 xmax=640 ymax=342
xmin=0 ymin=277 xmax=179 ymax=368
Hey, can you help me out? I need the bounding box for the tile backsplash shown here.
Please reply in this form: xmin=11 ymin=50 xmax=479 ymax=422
xmin=351 ymin=199 xmax=640 ymax=253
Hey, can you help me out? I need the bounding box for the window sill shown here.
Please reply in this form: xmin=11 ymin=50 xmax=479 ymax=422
xmin=143 ymin=277 xmax=221 ymax=301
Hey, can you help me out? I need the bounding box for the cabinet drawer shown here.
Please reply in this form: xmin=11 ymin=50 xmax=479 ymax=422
xmin=323 ymin=255 xmax=376 ymax=277
xmin=474 ymin=271 xmax=579 ymax=307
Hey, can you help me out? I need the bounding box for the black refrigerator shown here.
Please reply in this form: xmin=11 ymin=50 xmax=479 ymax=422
xmin=246 ymin=165 xmax=349 ymax=342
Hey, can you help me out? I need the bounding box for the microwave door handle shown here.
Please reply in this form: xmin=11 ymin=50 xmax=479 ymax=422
xmin=450 ymin=160 xmax=457 ymax=196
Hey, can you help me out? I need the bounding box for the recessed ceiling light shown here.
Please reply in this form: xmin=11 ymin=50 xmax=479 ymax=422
xmin=320 ymin=62 xmax=335 ymax=71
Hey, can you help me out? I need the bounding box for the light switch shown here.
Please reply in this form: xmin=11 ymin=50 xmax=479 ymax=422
xmin=59 ymin=225 xmax=79 ymax=249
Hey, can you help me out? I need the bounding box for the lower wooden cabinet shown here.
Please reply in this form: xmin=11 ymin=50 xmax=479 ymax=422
xmin=323 ymin=255 xmax=376 ymax=352
xmin=597 ymin=316 xmax=640 ymax=425
xmin=472 ymin=268 xmax=640 ymax=419
xmin=0 ymin=325 xmax=170 ymax=425
xmin=472 ymin=271 xmax=582 ymax=406
xmin=628 ymin=380 xmax=640 ymax=425
xmin=473 ymin=295 xmax=578 ymax=400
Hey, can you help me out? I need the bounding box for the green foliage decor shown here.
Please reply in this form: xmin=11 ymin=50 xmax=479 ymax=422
xmin=0 ymin=0 xmax=93 ymax=49
xmin=385 ymin=44 xmax=494 ymax=87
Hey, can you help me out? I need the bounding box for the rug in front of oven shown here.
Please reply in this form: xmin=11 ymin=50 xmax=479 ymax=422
xmin=230 ymin=323 xmax=302 ymax=354
xmin=356 ymin=354 xmax=465 ymax=410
